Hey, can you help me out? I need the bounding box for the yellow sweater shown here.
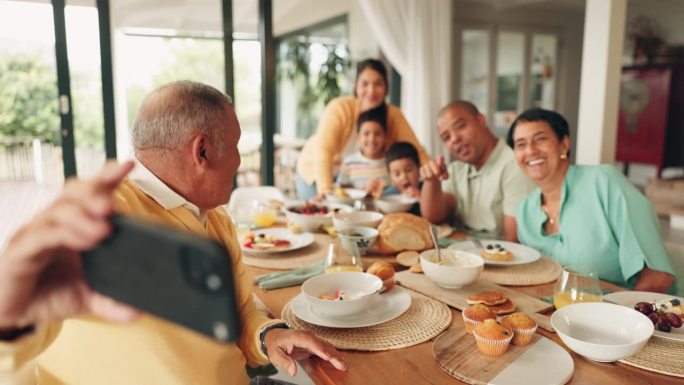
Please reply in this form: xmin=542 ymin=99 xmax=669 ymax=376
xmin=296 ymin=96 xmax=430 ymax=193
xmin=0 ymin=180 xmax=276 ymax=385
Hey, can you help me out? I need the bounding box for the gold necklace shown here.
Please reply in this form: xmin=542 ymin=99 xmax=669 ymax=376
xmin=541 ymin=205 xmax=559 ymax=225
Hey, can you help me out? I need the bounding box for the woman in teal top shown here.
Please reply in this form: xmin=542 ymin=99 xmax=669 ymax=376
xmin=507 ymin=108 xmax=676 ymax=293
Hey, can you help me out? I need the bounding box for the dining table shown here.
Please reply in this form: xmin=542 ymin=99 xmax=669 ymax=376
xmin=242 ymin=225 xmax=683 ymax=385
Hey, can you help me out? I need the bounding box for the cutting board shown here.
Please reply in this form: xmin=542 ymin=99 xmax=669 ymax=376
xmin=433 ymin=328 xmax=573 ymax=385
xmin=395 ymin=271 xmax=553 ymax=314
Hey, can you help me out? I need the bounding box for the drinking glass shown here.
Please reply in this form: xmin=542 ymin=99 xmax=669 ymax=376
xmin=553 ymin=266 xmax=603 ymax=309
xmin=251 ymin=201 xmax=277 ymax=228
xmin=324 ymin=241 xmax=363 ymax=273
xmin=229 ymin=206 xmax=252 ymax=233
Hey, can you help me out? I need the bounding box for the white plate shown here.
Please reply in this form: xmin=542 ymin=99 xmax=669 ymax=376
xmin=291 ymin=286 xmax=411 ymax=328
xmin=604 ymin=291 xmax=684 ymax=342
xmin=240 ymin=228 xmax=314 ymax=255
xmin=447 ymin=240 xmax=541 ymax=266
xmin=488 ymin=337 xmax=573 ymax=385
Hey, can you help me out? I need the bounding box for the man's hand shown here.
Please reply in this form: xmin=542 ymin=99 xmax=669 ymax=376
xmin=0 ymin=160 xmax=140 ymax=330
xmin=264 ymin=328 xmax=347 ymax=377
xmin=419 ymin=155 xmax=449 ymax=183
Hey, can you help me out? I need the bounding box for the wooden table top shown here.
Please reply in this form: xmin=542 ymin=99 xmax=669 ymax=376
xmin=245 ymin=253 xmax=681 ymax=385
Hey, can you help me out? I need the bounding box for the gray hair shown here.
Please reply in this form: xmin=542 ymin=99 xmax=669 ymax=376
xmin=131 ymin=80 xmax=234 ymax=154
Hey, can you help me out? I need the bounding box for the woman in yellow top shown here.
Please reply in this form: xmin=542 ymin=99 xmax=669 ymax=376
xmin=295 ymin=58 xmax=429 ymax=199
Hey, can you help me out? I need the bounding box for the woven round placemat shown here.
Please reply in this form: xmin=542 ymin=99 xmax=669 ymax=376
xmin=281 ymin=289 xmax=452 ymax=351
xmin=619 ymin=337 xmax=684 ymax=377
xmin=481 ymin=256 xmax=561 ymax=286
xmin=242 ymin=233 xmax=329 ymax=270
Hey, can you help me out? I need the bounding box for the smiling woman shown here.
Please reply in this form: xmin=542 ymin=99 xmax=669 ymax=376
xmin=294 ymin=58 xmax=429 ymax=200
xmin=508 ymin=108 xmax=678 ymax=294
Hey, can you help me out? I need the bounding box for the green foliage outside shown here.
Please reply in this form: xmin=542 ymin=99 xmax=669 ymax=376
xmin=126 ymin=38 xmax=225 ymax=128
xmin=0 ymin=53 xmax=106 ymax=149
xmin=125 ymin=37 xmax=263 ymax=134
xmin=277 ymin=39 xmax=350 ymax=138
xmin=0 ymin=54 xmax=59 ymax=144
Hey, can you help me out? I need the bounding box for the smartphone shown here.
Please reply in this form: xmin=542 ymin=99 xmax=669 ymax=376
xmin=82 ymin=214 xmax=240 ymax=343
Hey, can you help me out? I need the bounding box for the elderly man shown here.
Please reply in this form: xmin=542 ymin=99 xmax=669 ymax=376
xmin=420 ymin=101 xmax=534 ymax=241
xmin=0 ymin=81 xmax=346 ymax=384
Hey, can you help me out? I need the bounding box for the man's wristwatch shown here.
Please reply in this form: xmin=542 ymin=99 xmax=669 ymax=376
xmin=259 ymin=322 xmax=289 ymax=357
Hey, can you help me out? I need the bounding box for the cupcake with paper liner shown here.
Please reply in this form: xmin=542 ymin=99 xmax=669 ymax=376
xmin=462 ymin=304 xmax=497 ymax=334
xmin=500 ymin=312 xmax=538 ymax=346
xmin=473 ymin=319 xmax=514 ymax=356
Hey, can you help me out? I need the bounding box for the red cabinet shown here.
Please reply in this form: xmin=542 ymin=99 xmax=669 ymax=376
xmin=616 ymin=65 xmax=684 ymax=176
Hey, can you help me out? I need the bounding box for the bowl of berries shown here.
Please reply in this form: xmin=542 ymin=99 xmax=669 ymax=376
xmin=283 ymin=202 xmax=352 ymax=232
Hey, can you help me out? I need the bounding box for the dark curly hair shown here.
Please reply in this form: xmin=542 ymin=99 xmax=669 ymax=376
xmin=506 ymin=108 xmax=570 ymax=153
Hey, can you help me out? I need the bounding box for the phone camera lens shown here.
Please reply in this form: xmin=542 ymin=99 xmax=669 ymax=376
xmin=206 ymin=274 xmax=223 ymax=290
xmin=213 ymin=321 xmax=229 ymax=341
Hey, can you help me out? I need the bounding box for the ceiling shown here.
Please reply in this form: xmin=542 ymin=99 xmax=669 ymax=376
xmin=26 ymin=0 xmax=664 ymax=35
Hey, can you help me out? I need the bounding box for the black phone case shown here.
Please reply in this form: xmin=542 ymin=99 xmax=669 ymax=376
xmin=82 ymin=215 xmax=241 ymax=342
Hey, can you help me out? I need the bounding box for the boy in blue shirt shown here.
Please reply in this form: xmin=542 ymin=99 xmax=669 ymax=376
xmin=385 ymin=142 xmax=422 ymax=215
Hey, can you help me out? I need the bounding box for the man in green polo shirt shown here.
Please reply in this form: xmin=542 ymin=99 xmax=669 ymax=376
xmin=420 ymin=101 xmax=534 ymax=241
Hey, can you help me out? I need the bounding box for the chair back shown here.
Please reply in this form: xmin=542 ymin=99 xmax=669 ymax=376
xmin=227 ymin=186 xmax=285 ymax=213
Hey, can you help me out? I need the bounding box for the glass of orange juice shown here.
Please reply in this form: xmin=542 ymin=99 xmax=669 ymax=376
xmin=251 ymin=201 xmax=277 ymax=228
xmin=324 ymin=241 xmax=363 ymax=273
xmin=553 ymin=266 xmax=602 ymax=309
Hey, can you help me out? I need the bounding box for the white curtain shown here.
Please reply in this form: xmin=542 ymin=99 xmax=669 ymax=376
xmin=356 ymin=0 xmax=453 ymax=159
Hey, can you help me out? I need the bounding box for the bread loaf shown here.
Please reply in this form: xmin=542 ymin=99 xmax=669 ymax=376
xmin=374 ymin=213 xmax=432 ymax=254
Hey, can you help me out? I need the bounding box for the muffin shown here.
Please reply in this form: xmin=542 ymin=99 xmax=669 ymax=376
xmin=462 ymin=304 xmax=497 ymax=334
xmin=501 ymin=312 xmax=538 ymax=346
xmin=473 ymin=319 xmax=514 ymax=356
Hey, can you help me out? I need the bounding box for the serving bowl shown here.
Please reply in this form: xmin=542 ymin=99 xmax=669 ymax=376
xmin=302 ymin=272 xmax=382 ymax=318
xmin=283 ymin=202 xmax=352 ymax=232
xmin=550 ymin=302 xmax=654 ymax=362
xmin=332 ymin=210 xmax=384 ymax=231
xmin=419 ymin=249 xmax=484 ymax=288
xmin=337 ymin=226 xmax=379 ymax=256
xmin=374 ymin=194 xmax=416 ymax=213
xmin=325 ymin=188 xmax=367 ymax=205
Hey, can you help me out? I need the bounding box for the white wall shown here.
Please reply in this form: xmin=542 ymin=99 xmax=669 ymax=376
xmin=274 ymin=0 xmax=348 ymax=36
xmin=273 ymin=0 xmax=379 ymax=62
xmin=627 ymin=0 xmax=684 ymax=45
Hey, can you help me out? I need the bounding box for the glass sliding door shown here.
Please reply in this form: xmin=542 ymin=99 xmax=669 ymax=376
xmin=529 ymin=33 xmax=558 ymax=110
xmin=66 ymin=1 xmax=106 ymax=178
xmin=460 ymin=29 xmax=490 ymax=117
xmin=0 ymin=0 xmax=63 ymax=246
xmin=458 ymin=26 xmax=560 ymax=138
xmin=494 ymin=31 xmax=525 ymax=137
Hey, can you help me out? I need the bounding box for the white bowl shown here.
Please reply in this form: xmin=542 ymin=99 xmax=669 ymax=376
xmin=333 ymin=210 xmax=384 ymax=231
xmin=419 ymin=249 xmax=483 ymax=288
xmin=283 ymin=202 xmax=352 ymax=232
xmin=374 ymin=195 xmax=416 ymax=213
xmin=325 ymin=188 xmax=367 ymax=205
xmin=302 ymin=272 xmax=382 ymax=318
xmin=337 ymin=226 xmax=379 ymax=256
xmin=551 ymin=302 xmax=654 ymax=362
